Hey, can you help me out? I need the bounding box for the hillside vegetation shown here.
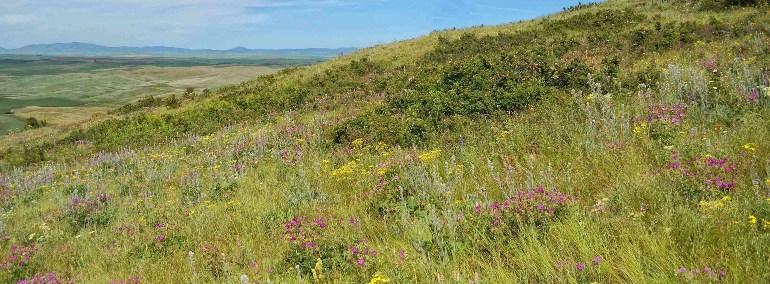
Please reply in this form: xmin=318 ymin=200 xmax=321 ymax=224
xmin=1 ymin=0 xmax=770 ymax=282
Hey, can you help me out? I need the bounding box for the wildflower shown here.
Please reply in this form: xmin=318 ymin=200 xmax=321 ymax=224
xmin=593 ymin=256 xmax=602 ymax=264
xmin=418 ymin=150 xmax=441 ymax=162
xmin=721 ymin=196 xmax=731 ymax=202
xmin=763 ymin=219 xmax=770 ymax=229
xmin=357 ymin=258 xmax=365 ymax=266
xmin=456 ymin=214 xmax=463 ymax=221
xmin=676 ymin=267 xmax=687 ymax=275
xmin=369 ymin=273 xmax=391 ymax=284
xmin=312 ymin=258 xmax=323 ymax=283
xmin=699 ymin=200 xmax=724 ymax=210
xmin=749 ymin=215 xmax=757 ymax=225
xmin=399 ymin=250 xmax=405 ymax=261
xmin=742 ymin=143 xmax=756 ymax=152
xmin=577 ymin=263 xmax=585 ymax=271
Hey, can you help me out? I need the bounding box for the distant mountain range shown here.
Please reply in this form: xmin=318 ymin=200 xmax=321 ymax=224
xmin=0 ymin=42 xmax=357 ymax=56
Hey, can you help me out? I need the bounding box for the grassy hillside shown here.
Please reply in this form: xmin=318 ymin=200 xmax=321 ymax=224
xmin=1 ymin=0 xmax=769 ymax=282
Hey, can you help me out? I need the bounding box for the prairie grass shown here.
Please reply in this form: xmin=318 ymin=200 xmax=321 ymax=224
xmin=1 ymin=0 xmax=770 ymax=283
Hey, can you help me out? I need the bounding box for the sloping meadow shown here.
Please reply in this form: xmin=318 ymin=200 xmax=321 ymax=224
xmin=1 ymin=0 xmax=770 ymax=282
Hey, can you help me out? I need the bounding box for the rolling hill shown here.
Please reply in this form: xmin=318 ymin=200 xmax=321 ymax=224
xmin=0 ymin=0 xmax=768 ymax=282
xmin=0 ymin=42 xmax=357 ymax=56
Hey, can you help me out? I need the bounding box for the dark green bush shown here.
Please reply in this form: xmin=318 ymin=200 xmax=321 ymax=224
xmin=25 ymin=117 xmax=47 ymax=129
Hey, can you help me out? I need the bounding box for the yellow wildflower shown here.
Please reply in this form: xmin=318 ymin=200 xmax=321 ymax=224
xmin=332 ymin=160 xmax=359 ymax=180
xmin=352 ymin=138 xmax=364 ymax=147
xmin=699 ymin=200 xmax=724 ymax=210
xmin=721 ymin=196 xmax=731 ymax=202
xmin=369 ymin=273 xmax=391 ymax=284
xmin=749 ymin=215 xmax=757 ymax=225
xmin=742 ymin=143 xmax=756 ymax=152
xmin=418 ymin=150 xmax=442 ymax=162
xmin=633 ymin=123 xmax=648 ymax=134
xmin=312 ymin=258 xmax=323 ymax=283
xmin=763 ymin=219 xmax=770 ymax=230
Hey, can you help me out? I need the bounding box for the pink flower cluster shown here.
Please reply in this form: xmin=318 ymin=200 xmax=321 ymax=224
xmin=736 ymin=90 xmax=760 ymax=105
xmin=349 ymin=239 xmax=378 ymax=267
xmin=17 ymin=271 xmax=72 ymax=284
xmin=644 ymin=103 xmax=687 ymax=125
xmin=676 ymin=266 xmax=726 ymax=279
xmin=700 ymin=59 xmax=718 ymax=73
xmin=475 ymin=186 xmax=574 ymax=226
xmin=282 ymin=216 xmax=359 ymax=250
xmin=68 ymin=193 xmax=109 ymax=215
xmin=2 ymin=243 xmax=37 ymax=269
xmin=654 ymin=151 xmax=741 ymax=191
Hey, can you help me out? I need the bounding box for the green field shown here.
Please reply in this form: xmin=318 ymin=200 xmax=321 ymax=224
xmin=0 ymin=55 xmax=326 ymax=134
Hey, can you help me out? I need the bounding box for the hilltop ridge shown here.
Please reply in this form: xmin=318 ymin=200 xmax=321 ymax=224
xmin=1 ymin=42 xmax=358 ymax=56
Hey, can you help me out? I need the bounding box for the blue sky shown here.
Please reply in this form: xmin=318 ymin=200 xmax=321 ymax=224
xmin=0 ymin=0 xmax=591 ymax=49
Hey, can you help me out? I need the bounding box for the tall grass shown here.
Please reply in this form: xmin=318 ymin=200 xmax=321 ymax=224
xmin=1 ymin=0 xmax=769 ymax=283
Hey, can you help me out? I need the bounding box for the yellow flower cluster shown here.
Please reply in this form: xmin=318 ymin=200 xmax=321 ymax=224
xmin=699 ymin=196 xmax=731 ymax=211
xmin=312 ymin=258 xmax=324 ymax=283
xmin=331 ymin=160 xmax=359 ymax=180
xmin=495 ymin=130 xmax=510 ymax=143
xmin=351 ymin=138 xmax=388 ymax=155
xmin=742 ymin=143 xmax=756 ymax=152
xmin=418 ymin=150 xmax=442 ymax=162
xmin=699 ymin=200 xmax=724 ymax=210
xmin=369 ymin=273 xmax=390 ymax=284
xmin=633 ymin=122 xmax=648 ymax=134
xmin=448 ymin=163 xmax=464 ymax=174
